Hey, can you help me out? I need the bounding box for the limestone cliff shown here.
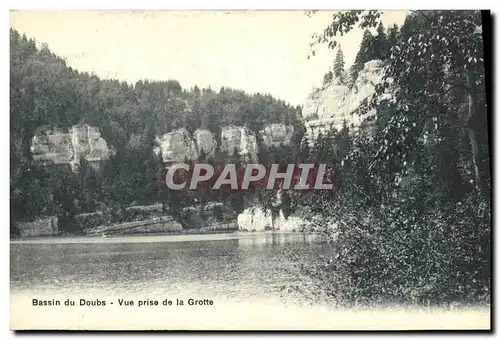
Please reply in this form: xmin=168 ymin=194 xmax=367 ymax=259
xmin=220 ymin=126 xmax=259 ymax=162
xmin=237 ymin=206 xmax=337 ymax=233
xmin=31 ymin=124 xmax=112 ymax=171
xmin=32 ymin=122 xmax=297 ymax=169
xmin=259 ymin=124 xmax=295 ymax=148
xmin=155 ymin=128 xmax=199 ymax=164
xmin=155 ymin=123 xmax=296 ymax=165
xmin=237 ymin=207 xmax=274 ymax=232
xmin=237 ymin=206 xmax=307 ymax=232
xmin=303 ymin=60 xmax=386 ymax=144
xmin=194 ymin=129 xmax=217 ymax=159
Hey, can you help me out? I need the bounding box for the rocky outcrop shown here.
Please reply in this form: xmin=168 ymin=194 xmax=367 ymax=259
xmin=155 ymin=128 xmax=199 ymax=164
xmin=238 ymin=205 xmax=339 ymax=233
xmin=31 ymin=124 xmax=113 ymax=171
xmin=259 ymin=124 xmax=295 ymax=148
xmin=273 ymin=211 xmax=310 ymax=232
xmin=237 ymin=207 xmax=274 ymax=232
xmin=87 ymin=216 xmax=183 ymax=236
xmin=220 ymin=126 xmax=259 ymax=162
xmin=303 ymin=82 xmax=350 ymax=125
xmin=303 ymin=60 xmax=387 ymax=144
xmin=31 ymin=122 xmax=295 ymax=169
xmin=237 ymin=207 xmax=315 ymax=232
xmin=155 ymin=126 xmax=259 ymax=164
xmin=194 ymin=129 xmax=217 ymax=159
xmin=16 ymin=216 xmax=58 ymax=237
xmin=155 ymin=123 xmax=295 ymax=165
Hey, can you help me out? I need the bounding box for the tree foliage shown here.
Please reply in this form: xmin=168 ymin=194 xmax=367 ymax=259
xmin=333 ymin=46 xmax=345 ymax=83
xmin=10 ymin=28 xmax=304 ymax=232
xmin=298 ymin=10 xmax=491 ymax=307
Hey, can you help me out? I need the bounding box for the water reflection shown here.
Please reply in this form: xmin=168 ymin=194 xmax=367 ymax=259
xmin=11 ymin=232 xmax=327 ymax=302
xmin=236 ymin=232 xmax=319 ymax=247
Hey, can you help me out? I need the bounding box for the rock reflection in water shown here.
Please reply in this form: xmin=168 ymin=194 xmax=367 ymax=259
xmin=10 ymin=232 xmax=327 ymax=303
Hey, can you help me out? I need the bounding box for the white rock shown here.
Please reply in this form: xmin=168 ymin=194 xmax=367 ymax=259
xmin=31 ymin=124 xmax=112 ymax=172
xmin=220 ymin=126 xmax=259 ymax=161
xmin=237 ymin=207 xmax=273 ymax=231
xmin=259 ymin=124 xmax=295 ymax=148
xmin=302 ymin=59 xmax=387 ymax=146
xmin=158 ymin=128 xmax=198 ymax=164
xmin=274 ymin=210 xmax=310 ymax=232
xmin=194 ymin=129 xmax=217 ymax=158
xmin=237 ymin=206 xmax=317 ymax=232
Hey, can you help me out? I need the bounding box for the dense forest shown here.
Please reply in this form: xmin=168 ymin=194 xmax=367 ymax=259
xmin=9 ymin=10 xmax=492 ymax=307
xmin=9 ymin=27 xmax=303 ymax=233
xmin=292 ymin=10 xmax=491 ymax=307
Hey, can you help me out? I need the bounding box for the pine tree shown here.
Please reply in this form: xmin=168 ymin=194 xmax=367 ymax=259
xmin=349 ymin=30 xmax=376 ymax=87
xmin=386 ymin=24 xmax=399 ymax=58
xmin=333 ymin=46 xmax=346 ymax=84
xmin=373 ymin=22 xmax=388 ymax=60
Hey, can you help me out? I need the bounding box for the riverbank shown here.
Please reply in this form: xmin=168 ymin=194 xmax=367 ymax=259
xmin=13 ymin=202 xmax=243 ymax=238
xmin=13 ymin=203 xmax=326 ymax=238
xmin=10 ymin=230 xmax=316 ymax=244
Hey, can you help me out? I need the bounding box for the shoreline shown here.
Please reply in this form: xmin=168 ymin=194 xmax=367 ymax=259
xmin=10 ymin=229 xmax=313 ymax=244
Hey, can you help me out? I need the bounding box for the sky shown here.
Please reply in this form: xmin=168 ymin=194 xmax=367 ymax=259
xmin=10 ymin=10 xmax=408 ymax=106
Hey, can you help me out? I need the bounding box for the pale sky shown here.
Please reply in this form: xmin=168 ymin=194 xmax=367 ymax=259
xmin=10 ymin=10 xmax=408 ymax=106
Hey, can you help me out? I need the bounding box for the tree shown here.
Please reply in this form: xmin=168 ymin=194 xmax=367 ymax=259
xmin=298 ymin=10 xmax=491 ymax=306
xmin=310 ymin=10 xmax=489 ymax=196
xmin=9 ymin=27 xmax=307 ymax=232
xmin=373 ymin=22 xmax=389 ymax=60
xmin=333 ymin=46 xmax=346 ymax=83
xmin=387 ymin=24 xmax=399 ymax=55
xmin=350 ymin=30 xmax=376 ymax=86
xmin=323 ymin=71 xmax=333 ymax=85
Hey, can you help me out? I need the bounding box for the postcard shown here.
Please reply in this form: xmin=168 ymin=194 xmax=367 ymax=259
xmin=10 ymin=10 xmax=491 ymax=330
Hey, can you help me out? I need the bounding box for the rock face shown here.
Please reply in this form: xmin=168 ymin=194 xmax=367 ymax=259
xmin=237 ymin=207 xmax=274 ymax=231
xmin=273 ymin=210 xmax=310 ymax=232
xmin=156 ymin=128 xmax=199 ymax=164
xmin=259 ymin=124 xmax=295 ymax=148
xmin=220 ymin=126 xmax=259 ymax=162
xmin=237 ymin=207 xmax=312 ymax=232
xmin=156 ymin=126 xmax=260 ymax=165
xmin=156 ymin=128 xmax=219 ymax=163
xmin=237 ymin=204 xmax=340 ymax=233
xmin=155 ymin=124 xmax=294 ymax=165
xmin=194 ymin=129 xmax=217 ymax=159
xmin=347 ymin=60 xmax=386 ymax=113
xmin=31 ymin=124 xmax=112 ymax=171
xmin=303 ymin=60 xmax=386 ymax=144
xmin=31 ymin=122 xmax=296 ymax=169
xmin=303 ymin=82 xmax=350 ymax=124
xmin=87 ymin=216 xmax=183 ymax=236
xmin=16 ymin=216 xmax=58 ymax=237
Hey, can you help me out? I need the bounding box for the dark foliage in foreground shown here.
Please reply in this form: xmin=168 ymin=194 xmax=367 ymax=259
xmin=290 ymin=10 xmax=491 ymax=307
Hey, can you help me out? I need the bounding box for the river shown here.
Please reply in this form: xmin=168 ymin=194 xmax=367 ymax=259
xmin=11 ymin=232 xmax=327 ymax=299
xmin=10 ymin=232 xmax=490 ymax=330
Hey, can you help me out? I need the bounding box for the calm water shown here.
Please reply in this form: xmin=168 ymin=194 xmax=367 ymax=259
xmin=10 ymin=232 xmax=491 ymax=330
xmin=11 ymin=232 xmax=331 ymax=304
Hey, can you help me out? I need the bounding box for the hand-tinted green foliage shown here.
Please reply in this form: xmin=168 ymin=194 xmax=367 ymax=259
xmin=297 ymin=10 xmax=491 ymax=307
